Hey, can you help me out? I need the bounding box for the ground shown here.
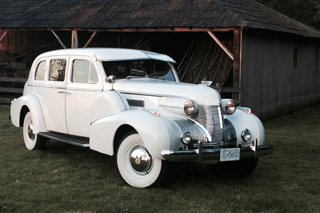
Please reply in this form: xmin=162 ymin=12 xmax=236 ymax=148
xmin=0 ymin=103 xmax=319 ymax=212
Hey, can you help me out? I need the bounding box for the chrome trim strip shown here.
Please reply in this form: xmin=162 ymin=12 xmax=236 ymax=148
xmin=119 ymin=90 xmax=187 ymax=99
xmin=218 ymin=106 xmax=224 ymax=129
xmin=46 ymin=85 xmax=65 ymax=89
xmin=27 ymin=84 xmax=102 ymax=92
xmin=187 ymin=118 xmax=212 ymax=143
xmin=28 ymin=84 xmax=65 ymax=90
xmin=158 ymin=104 xmax=181 ymax=109
xmin=66 ymin=87 xmax=102 ymax=92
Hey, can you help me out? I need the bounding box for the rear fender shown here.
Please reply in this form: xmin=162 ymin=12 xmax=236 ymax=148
xmin=10 ymin=94 xmax=47 ymax=133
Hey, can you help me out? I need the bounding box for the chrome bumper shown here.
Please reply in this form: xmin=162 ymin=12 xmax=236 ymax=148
xmin=161 ymin=141 xmax=273 ymax=163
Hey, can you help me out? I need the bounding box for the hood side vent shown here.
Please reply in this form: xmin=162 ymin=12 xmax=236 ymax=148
xmin=127 ymin=99 xmax=145 ymax=107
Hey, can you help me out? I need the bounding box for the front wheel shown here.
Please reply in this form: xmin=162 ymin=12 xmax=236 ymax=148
xmin=207 ymin=158 xmax=258 ymax=178
xmin=23 ymin=112 xmax=47 ymax=150
xmin=116 ymin=132 xmax=167 ymax=188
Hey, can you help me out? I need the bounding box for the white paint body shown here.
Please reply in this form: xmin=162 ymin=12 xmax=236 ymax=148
xmin=10 ymin=48 xmax=265 ymax=161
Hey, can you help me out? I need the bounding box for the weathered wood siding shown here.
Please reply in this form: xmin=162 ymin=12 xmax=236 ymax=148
xmin=241 ymin=30 xmax=320 ymax=120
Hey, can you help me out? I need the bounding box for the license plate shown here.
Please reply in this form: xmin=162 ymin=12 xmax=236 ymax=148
xmin=220 ymin=148 xmax=240 ymax=162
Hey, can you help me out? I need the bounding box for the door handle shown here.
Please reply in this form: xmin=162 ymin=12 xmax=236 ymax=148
xmin=58 ymin=91 xmax=71 ymax=95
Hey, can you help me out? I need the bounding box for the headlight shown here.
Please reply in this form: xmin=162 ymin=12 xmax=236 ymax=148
xmin=241 ymin=128 xmax=251 ymax=141
xmin=184 ymin=100 xmax=198 ymax=116
xmin=223 ymin=99 xmax=237 ymax=115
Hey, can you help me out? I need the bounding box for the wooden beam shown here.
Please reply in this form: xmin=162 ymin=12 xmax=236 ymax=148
xmin=0 ymin=87 xmax=23 ymax=93
xmin=71 ymin=30 xmax=78 ymax=48
xmin=0 ymin=30 xmax=8 ymax=43
xmin=105 ymin=27 xmax=234 ymax=32
xmin=0 ymin=77 xmax=27 ymax=83
xmin=0 ymin=98 xmax=13 ymax=104
xmin=83 ymin=31 xmax=97 ymax=48
xmin=51 ymin=30 xmax=67 ymax=49
xmin=232 ymin=29 xmax=241 ymax=101
xmin=207 ymin=31 xmax=234 ymax=60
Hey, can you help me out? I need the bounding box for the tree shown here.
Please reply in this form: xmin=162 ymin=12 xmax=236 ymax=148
xmin=255 ymin=0 xmax=320 ymax=29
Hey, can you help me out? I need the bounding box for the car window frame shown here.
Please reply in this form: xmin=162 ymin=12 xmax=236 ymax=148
xmin=71 ymin=59 xmax=99 ymax=84
xmin=48 ymin=58 xmax=68 ymax=82
xmin=34 ymin=60 xmax=47 ymax=81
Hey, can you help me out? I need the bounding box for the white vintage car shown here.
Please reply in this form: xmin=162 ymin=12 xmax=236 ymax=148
xmin=10 ymin=48 xmax=272 ymax=188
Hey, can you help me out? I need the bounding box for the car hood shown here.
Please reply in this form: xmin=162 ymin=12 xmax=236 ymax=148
xmin=112 ymin=78 xmax=221 ymax=106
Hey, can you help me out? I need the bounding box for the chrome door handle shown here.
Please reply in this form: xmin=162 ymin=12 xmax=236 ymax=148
xmin=58 ymin=91 xmax=71 ymax=95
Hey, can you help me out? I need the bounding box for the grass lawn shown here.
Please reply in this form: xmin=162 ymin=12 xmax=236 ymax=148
xmin=0 ymin=103 xmax=319 ymax=212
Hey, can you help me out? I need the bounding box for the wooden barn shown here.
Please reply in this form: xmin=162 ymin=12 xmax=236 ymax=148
xmin=0 ymin=0 xmax=319 ymax=120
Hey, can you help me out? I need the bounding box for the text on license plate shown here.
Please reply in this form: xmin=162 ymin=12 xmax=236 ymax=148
xmin=220 ymin=148 xmax=240 ymax=162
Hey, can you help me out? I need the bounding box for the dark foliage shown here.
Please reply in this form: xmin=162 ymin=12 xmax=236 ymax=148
xmin=256 ymin=0 xmax=320 ymax=29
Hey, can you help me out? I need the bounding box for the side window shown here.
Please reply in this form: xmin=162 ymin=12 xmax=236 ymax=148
xmin=72 ymin=60 xmax=98 ymax=83
xmin=35 ymin=61 xmax=46 ymax=81
xmin=49 ymin=59 xmax=66 ymax=81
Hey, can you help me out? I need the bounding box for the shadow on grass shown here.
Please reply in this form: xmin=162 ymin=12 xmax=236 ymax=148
xmin=40 ymin=140 xmax=260 ymax=189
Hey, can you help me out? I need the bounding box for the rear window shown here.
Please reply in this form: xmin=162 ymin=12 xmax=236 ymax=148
xmin=49 ymin=59 xmax=66 ymax=81
xmin=35 ymin=61 xmax=46 ymax=81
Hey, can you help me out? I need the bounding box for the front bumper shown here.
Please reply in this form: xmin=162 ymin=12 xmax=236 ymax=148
xmin=161 ymin=140 xmax=273 ymax=163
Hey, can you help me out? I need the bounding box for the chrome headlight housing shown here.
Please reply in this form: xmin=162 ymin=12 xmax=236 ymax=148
xmin=241 ymin=128 xmax=252 ymax=141
xmin=181 ymin=132 xmax=192 ymax=145
xmin=184 ymin=100 xmax=198 ymax=116
xmin=222 ymin=99 xmax=237 ymax=115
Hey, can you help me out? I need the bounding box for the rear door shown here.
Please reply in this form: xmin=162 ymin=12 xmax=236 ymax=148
xmin=42 ymin=57 xmax=69 ymax=134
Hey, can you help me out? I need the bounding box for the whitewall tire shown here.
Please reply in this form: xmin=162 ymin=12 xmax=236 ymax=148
xmin=23 ymin=112 xmax=46 ymax=150
xmin=116 ymin=132 xmax=166 ymax=188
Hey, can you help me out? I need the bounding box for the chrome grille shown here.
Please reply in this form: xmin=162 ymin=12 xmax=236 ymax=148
xmin=174 ymin=120 xmax=207 ymax=142
xmin=194 ymin=105 xmax=223 ymax=144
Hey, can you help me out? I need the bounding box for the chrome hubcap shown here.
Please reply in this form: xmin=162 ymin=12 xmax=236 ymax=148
xmin=27 ymin=122 xmax=35 ymax=140
xmin=130 ymin=146 xmax=152 ymax=175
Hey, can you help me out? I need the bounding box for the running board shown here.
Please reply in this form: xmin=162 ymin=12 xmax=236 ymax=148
xmin=38 ymin=132 xmax=90 ymax=148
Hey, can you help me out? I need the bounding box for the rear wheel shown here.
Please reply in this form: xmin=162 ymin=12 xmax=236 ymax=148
xmin=207 ymin=158 xmax=258 ymax=178
xmin=23 ymin=112 xmax=47 ymax=150
xmin=116 ymin=132 xmax=167 ymax=188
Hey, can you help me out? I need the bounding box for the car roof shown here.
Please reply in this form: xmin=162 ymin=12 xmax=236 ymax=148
xmin=37 ymin=48 xmax=176 ymax=63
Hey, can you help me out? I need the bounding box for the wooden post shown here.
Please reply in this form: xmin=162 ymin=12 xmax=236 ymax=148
xmin=233 ymin=29 xmax=241 ymax=102
xmin=0 ymin=30 xmax=8 ymax=43
xmin=71 ymin=30 xmax=78 ymax=48
xmin=83 ymin=31 xmax=97 ymax=48
xmin=51 ymin=30 xmax=67 ymax=49
xmin=207 ymin=31 xmax=234 ymax=60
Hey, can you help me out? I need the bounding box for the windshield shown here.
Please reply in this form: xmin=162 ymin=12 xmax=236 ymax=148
xmin=102 ymin=60 xmax=176 ymax=82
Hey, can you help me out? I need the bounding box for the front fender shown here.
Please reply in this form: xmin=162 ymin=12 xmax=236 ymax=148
xmin=10 ymin=94 xmax=47 ymax=133
xmin=90 ymin=90 xmax=129 ymax=124
xmin=90 ymin=110 xmax=172 ymax=159
xmin=224 ymin=110 xmax=265 ymax=145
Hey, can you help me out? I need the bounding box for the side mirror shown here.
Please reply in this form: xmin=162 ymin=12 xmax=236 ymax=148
xmin=106 ymin=75 xmax=116 ymax=90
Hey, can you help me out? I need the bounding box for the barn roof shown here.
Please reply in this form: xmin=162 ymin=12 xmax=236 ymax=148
xmin=0 ymin=0 xmax=319 ymax=39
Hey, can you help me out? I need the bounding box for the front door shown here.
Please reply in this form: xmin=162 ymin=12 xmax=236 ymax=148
xmin=65 ymin=57 xmax=103 ymax=137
